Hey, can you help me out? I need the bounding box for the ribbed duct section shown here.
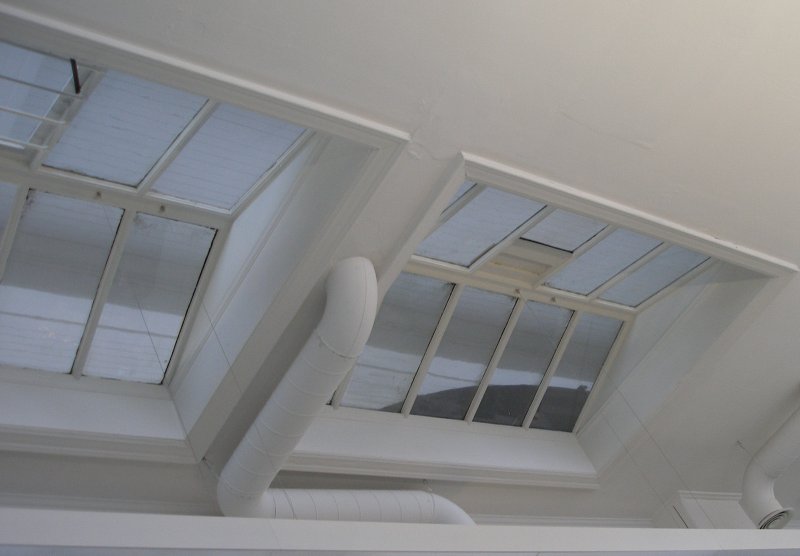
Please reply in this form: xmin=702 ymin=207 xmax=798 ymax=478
xmin=216 ymin=257 xmax=473 ymax=525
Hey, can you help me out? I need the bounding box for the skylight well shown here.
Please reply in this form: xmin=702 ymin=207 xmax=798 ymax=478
xmin=0 ymin=41 xmax=308 ymax=384
xmin=333 ymin=181 xmax=714 ymax=433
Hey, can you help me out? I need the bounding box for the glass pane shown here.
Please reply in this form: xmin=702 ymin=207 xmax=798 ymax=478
xmin=0 ymin=41 xmax=72 ymax=90
xmin=521 ymin=209 xmax=607 ymax=252
xmin=341 ymin=273 xmax=453 ymax=412
xmin=415 ymin=187 xmax=546 ymax=267
xmin=0 ymin=111 xmax=41 ymax=144
xmin=0 ymin=191 xmax=122 ymax=373
xmin=600 ymin=246 xmax=709 ymax=307
xmin=412 ymin=287 xmax=515 ymax=420
xmin=84 ymin=214 xmax=215 ymax=383
xmin=474 ymin=301 xmax=572 ymax=426
xmin=46 ymin=71 xmax=207 ymax=185
xmin=0 ymin=182 xmax=18 ymax=237
xmin=443 ymin=181 xmax=476 ymax=210
xmin=531 ymin=313 xmax=623 ymax=432
xmin=546 ymin=229 xmax=661 ymax=295
xmin=152 ymin=103 xmax=305 ymax=209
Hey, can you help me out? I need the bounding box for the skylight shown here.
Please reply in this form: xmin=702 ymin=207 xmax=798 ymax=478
xmin=334 ymin=180 xmax=715 ymax=432
xmin=0 ymin=41 xmax=309 ymax=385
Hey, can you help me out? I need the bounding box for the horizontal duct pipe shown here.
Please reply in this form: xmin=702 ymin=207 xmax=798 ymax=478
xmin=217 ymin=257 xmax=473 ymax=525
xmin=740 ymin=402 xmax=800 ymax=529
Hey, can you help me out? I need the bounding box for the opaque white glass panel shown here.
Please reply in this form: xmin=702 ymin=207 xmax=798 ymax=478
xmin=415 ymin=187 xmax=546 ymax=267
xmin=341 ymin=273 xmax=453 ymax=411
xmin=46 ymin=71 xmax=207 ymax=185
xmin=152 ymin=104 xmax=305 ymax=209
xmin=601 ymin=246 xmax=709 ymax=307
xmin=84 ymin=214 xmax=215 ymax=383
xmin=412 ymin=287 xmax=515 ymax=420
xmin=0 ymin=191 xmax=121 ymax=373
xmin=474 ymin=301 xmax=572 ymax=426
xmin=532 ymin=313 xmax=622 ymax=432
xmin=521 ymin=209 xmax=607 ymax=252
xmin=546 ymin=229 xmax=662 ymax=295
xmin=0 ymin=182 xmax=18 ymax=237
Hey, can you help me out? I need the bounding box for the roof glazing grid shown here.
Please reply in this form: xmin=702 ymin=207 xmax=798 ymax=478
xmin=335 ymin=182 xmax=716 ymax=432
xmin=333 ymin=269 xmax=625 ymax=432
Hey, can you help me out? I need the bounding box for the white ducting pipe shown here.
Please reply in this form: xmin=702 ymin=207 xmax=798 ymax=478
xmin=216 ymin=257 xmax=473 ymax=525
xmin=740 ymin=403 xmax=800 ymax=529
xmin=231 ymin=488 xmax=473 ymax=525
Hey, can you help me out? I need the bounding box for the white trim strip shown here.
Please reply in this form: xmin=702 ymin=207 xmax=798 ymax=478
xmin=163 ymin=224 xmax=227 ymax=385
xmin=230 ymin=128 xmax=316 ymax=217
xmin=464 ymin=297 xmax=526 ymax=422
xmin=401 ymin=283 xmax=464 ymax=416
xmin=522 ymin=311 xmax=581 ymax=428
xmin=0 ymin=185 xmax=29 ymax=282
xmin=71 ymin=210 xmax=135 ymax=378
xmin=137 ymin=100 xmax=219 ymax=195
xmin=0 ymin=105 xmax=65 ymax=125
xmin=588 ymin=242 xmax=670 ymax=300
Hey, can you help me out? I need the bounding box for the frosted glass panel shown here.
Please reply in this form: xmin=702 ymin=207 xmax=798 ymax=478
xmin=474 ymin=301 xmax=572 ymax=426
xmin=412 ymin=287 xmax=515 ymax=420
xmin=0 ymin=110 xmax=40 ymax=145
xmin=0 ymin=42 xmax=72 ymax=90
xmin=601 ymin=246 xmax=709 ymax=307
xmin=415 ymin=187 xmax=546 ymax=267
xmin=152 ymin=103 xmax=305 ymax=209
xmin=532 ymin=313 xmax=622 ymax=432
xmin=521 ymin=209 xmax=607 ymax=252
xmin=46 ymin=71 xmax=207 ymax=185
xmin=0 ymin=191 xmax=121 ymax=373
xmin=342 ymin=273 xmax=453 ymax=411
xmin=443 ymin=181 xmax=476 ymax=210
xmin=84 ymin=214 xmax=215 ymax=383
xmin=546 ymin=229 xmax=661 ymax=295
xmin=0 ymin=182 xmax=18 ymax=237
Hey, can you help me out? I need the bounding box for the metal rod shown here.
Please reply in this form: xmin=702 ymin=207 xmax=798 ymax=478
xmin=521 ymin=311 xmax=581 ymax=428
xmin=70 ymin=59 xmax=81 ymax=94
xmin=71 ymin=210 xmax=135 ymax=378
xmin=401 ymin=283 xmax=464 ymax=416
xmin=464 ymin=297 xmax=526 ymax=423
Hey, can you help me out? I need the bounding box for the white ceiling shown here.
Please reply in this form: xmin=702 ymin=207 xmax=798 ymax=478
xmin=3 ymin=0 xmax=800 ymax=521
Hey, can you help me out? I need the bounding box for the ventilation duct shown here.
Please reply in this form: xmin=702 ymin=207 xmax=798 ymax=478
xmin=216 ymin=256 xmax=473 ymax=525
xmin=740 ymin=403 xmax=800 ymax=529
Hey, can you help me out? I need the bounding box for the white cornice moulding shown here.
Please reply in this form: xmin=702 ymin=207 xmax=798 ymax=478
xmin=472 ymin=514 xmax=652 ymax=528
xmin=463 ymin=152 xmax=798 ymax=277
xmin=0 ymin=425 xmax=196 ymax=465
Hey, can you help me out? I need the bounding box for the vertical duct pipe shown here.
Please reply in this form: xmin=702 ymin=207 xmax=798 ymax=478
xmin=216 ymin=257 xmax=473 ymax=525
xmin=740 ymin=403 xmax=800 ymax=529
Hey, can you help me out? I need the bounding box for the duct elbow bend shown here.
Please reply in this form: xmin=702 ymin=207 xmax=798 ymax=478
xmin=431 ymin=493 xmax=475 ymax=525
xmin=741 ymin=459 xmax=794 ymax=529
xmin=317 ymin=256 xmax=378 ymax=359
